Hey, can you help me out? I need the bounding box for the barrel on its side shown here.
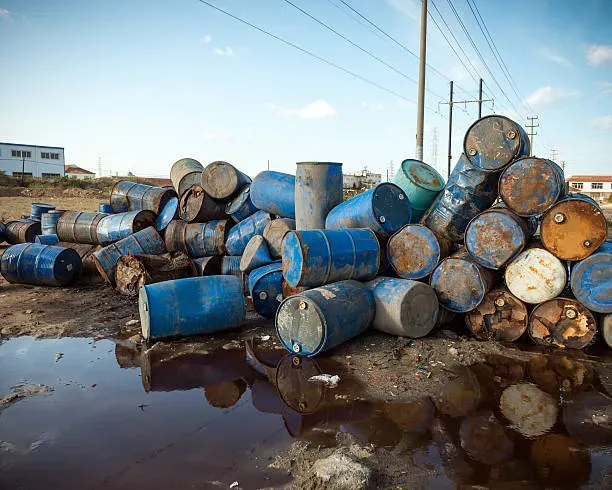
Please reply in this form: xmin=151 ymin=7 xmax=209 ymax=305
xmin=110 ymin=180 xmax=177 ymax=214
xmin=56 ymin=242 xmax=101 ymax=274
xmin=465 ymin=287 xmax=528 ymax=341
xmin=226 ymin=185 xmax=258 ymax=223
xmin=263 ymin=218 xmax=296 ymax=259
xmin=275 ymin=280 xmax=375 ymax=356
xmin=191 ymin=256 xmax=222 ymax=276
xmin=170 ymin=158 xmax=204 ymax=197
xmin=250 ymin=171 xmax=296 ymax=219
xmin=570 ymin=240 xmax=611 ymax=313
xmin=0 ymin=221 xmax=6 ymax=243
xmin=156 ymin=197 xmax=178 ymax=232
xmin=1 ymin=243 xmax=82 ymax=286
xmin=603 ymin=314 xmax=612 ymax=349
xmin=220 ymin=256 xmax=242 ymax=277
xmin=35 ymin=234 xmax=59 ymax=245
xmin=165 ymin=220 xmax=230 ymax=258
xmin=225 ymin=210 xmax=273 ymax=256
xmin=41 ymin=210 xmax=64 ymax=236
xmin=56 ymin=211 xmax=108 ymax=244
xmin=139 ymin=275 xmax=246 ymax=341
xmin=200 ymin=161 xmax=251 ymax=202
xmin=30 ymin=203 xmax=55 ymax=221
xmin=295 ymin=162 xmax=343 ymax=230
xmin=249 ymin=262 xmax=283 ymax=318
xmin=96 ymin=210 xmax=157 ymax=246
xmin=240 ymin=235 xmax=274 ymax=273
xmin=179 ymin=185 xmax=227 ymax=223
xmin=392 ymin=159 xmax=445 ymax=216
xmin=5 ymin=220 xmax=42 ymax=244
xmin=99 ymin=203 xmax=113 ymax=214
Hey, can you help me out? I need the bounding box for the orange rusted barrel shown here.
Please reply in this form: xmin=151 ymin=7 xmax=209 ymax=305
xmin=465 ymin=287 xmax=528 ymax=341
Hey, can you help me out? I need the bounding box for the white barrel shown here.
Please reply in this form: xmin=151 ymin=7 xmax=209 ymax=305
xmin=505 ymin=247 xmax=566 ymax=304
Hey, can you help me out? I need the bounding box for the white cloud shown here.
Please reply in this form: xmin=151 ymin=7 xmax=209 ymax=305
xmin=592 ymin=115 xmax=612 ymax=131
xmin=385 ymin=0 xmax=417 ymax=19
xmin=271 ymin=100 xmax=338 ymax=119
xmin=202 ymin=34 xmax=211 ymax=43
xmin=203 ymin=131 xmax=230 ymax=140
xmin=596 ymin=81 xmax=612 ymax=95
xmin=538 ymin=46 xmax=573 ymax=67
xmin=586 ymin=44 xmax=612 ymax=66
xmin=361 ymin=101 xmax=384 ymax=110
xmin=447 ymin=58 xmax=482 ymax=83
xmin=524 ymin=86 xmax=581 ymax=107
xmin=0 ymin=8 xmax=12 ymax=22
xmin=213 ymin=46 xmax=234 ymax=56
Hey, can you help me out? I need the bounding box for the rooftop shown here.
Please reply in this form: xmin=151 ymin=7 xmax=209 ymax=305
xmin=65 ymin=164 xmax=95 ymax=175
xmin=0 ymin=142 xmax=64 ymax=150
xmin=566 ymin=175 xmax=612 ymax=182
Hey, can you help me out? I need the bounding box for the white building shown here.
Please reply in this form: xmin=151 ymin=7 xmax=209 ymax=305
xmin=0 ymin=142 xmax=65 ymax=178
xmin=566 ymin=175 xmax=612 ymax=202
xmin=65 ymin=164 xmax=95 ymax=180
xmin=343 ymin=168 xmax=382 ymax=190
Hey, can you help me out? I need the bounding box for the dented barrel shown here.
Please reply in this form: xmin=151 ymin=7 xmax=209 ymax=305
xmin=295 ymin=162 xmax=343 ymax=230
xmin=139 ymin=275 xmax=246 ymax=341
xmin=275 ymin=280 xmax=375 ymax=356
xmin=225 ymin=210 xmax=273 ymax=256
xmin=5 ymin=220 xmax=42 ymax=244
xmin=392 ymin=159 xmax=444 ymax=216
xmin=191 ymin=256 xmax=222 ymax=276
xmin=178 ymin=185 xmax=227 ymax=223
xmin=200 ymin=161 xmax=251 ymax=202
xmin=250 ymin=171 xmax=296 ymax=219
xmin=41 ymin=210 xmax=64 ymax=236
xmin=249 ymin=262 xmax=283 ymax=318
xmin=170 ymin=158 xmax=204 ymax=197
xmin=110 ymin=180 xmax=177 ymax=214
xmin=96 ymin=210 xmax=157 ymax=246
xmin=570 ymin=240 xmax=612 ymax=313
xmin=56 ymin=211 xmax=108 ymax=245
xmin=220 ymin=255 xmax=242 ymax=277
xmin=165 ymin=220 xmax=230 ymax=258
xmin=30 ymin=203 xmax=55 ymax=221
xmin=282 ymin=228 xmax=380 ymax=288
xmin=98 ymin=203 xmax=113 ymax=214
xmin=325 ymin=183 xmax=411 ymax=237
xmin=35 ymin=234 xmax=59 ymax=245
xmin=1 ymin=243 xmax=82 ymax=286
xmin=226 ymin=185 xmax=258 ymax=223
xmin=263 ymin=218 xmax=296 ymax=259
xmin=465 ymin=287 xmax=528 ymax=341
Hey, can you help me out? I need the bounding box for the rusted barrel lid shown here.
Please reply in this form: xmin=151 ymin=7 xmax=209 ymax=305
xmin=178 ymin=185 xmax=227 ymax=223
xmin=570 ymin=240 xmax=611 ymax=313
xmin=387 ymin=225 xmax=448 ymax=280
xmin=275 ymin=354 xmax=324 ymax=413
xmin=465 ymin=287 xmax=528 ymax=341
xmin=263 ymin=218 xmax=296 ymax=259
xmin=201 ymin=161 xmax=251 ymax=201
xmin=204 ymin=380 xmax=247 ymax=408
xmin=170 ymin=157 xmax=203 ymax=197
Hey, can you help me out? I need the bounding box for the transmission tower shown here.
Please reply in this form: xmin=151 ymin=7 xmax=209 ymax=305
xmin=387 ymin=160 xmax=395 ymax=181
xmin=430 ymin=127 xmax=439 ymax=169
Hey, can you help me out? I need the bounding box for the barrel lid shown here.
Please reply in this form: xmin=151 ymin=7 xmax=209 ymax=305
xmin=31 ymin=203 xmax=56 ymax=210
xmin=281 ymin=232 xmax=306 ymax=288
xmin=401 ymin=159 xmax=445 ymax=192
xmin=604 ymin=314 xmax=612 ymax=349
xmin=371 ymin=183 xmax=412 ymax=234
xmin=295 ymin=161 xmax=343 ymax=167
xmin=201 ymin=161 xmax=249 ymax=200
xmin=52 ymin=247 xmax=83 ymax=286
xmin=275 ymin=354 xmax=324 ymax=413
xmin=387 ymin=224 xmax=441 ymax=279
xmin=465 ymin=288 xmax=528 ymax=341
xmin=226 ymin=186 xmax=251 ymax=215
xmin=464 ymin=115 xmax=523 ymax=171
xmin=241 ymin=235 xmax=273 ymax=273
xmin=430 ymin=257 xmax=488 ymax=313
xmin=505 ymin=248 xmax=566 ymax=304
xmin=139 ymin=286 xmax=152 ymax=341
xmin=248 ymin=260 xmax=283 ymax=290
xmin=570 ymin=241 xmax=612 ymax=313
xmin=276 ymin=295 xmax=325 ymax=356
xmin=156 ymin=197 xmax=178 ymax=232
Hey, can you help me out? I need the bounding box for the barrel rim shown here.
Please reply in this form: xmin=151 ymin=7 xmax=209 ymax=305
xmin=370 ymin=182 xmax=412 ymax=234
xmin=226 ymin=185 xmax=251 ymax=215
xmin=156 ymin=197 xmax=178 ymax=231
xmin=295 ymin=161 xmax=343 ymax=166
xmin=275 ymin=293 xmax=327 ymax=356
xmin=570 ymin=242 xmax=612 ymax=313
xmin=399 ymin=159 xmax=445 ymax=192
xmin=430 ymin=255 xmax=488 ymax=313
xmin=463 ymin=114 xmax=522 ymax=171
xmin=248 ymin=261 xmax=283 ymax=294
xmin=386 ymin=223 xmax=441 ymax=279
xmin=139 ymin=286 xmax=152 ymax=341
xmin=281 ymin=230 xmax=305 ymax=288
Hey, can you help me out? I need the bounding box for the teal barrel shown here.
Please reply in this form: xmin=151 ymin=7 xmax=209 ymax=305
xmin=226 ymin=185 xmax=259 ymax=223
xmin=392 ymin=159 xmax=445 ymax=217
xmin=156 ymin=197 xmax=178 ymax=232
xmin=282 ymin=228 xmax=380 ymax=288
xmin=275 ymin=280 xmax=375 ymax=356
xmin=249 ymin=261 xmax=283 ymax=318
xmin=164 ymin=220 xmax=231 ymax=258
xmin=250 ymin=171 xmax=296 ymax=219
xmin=139 ymin=275 xmax=246 ymax=341
xmin=110 ymin=180 xmax=177 ymax=214
xmin=295 ymin=162 xmax=343 ymax=230
xmin=5 ymin=220 xmax=42 ymax=244
xmin=98 ymin=203 xmax=113 ymax=214
xmin=200 ymin=161 xmax=251 ymax=202
xmin=571 ymin=240 xmax=612 ymax=313
xmin=96 ymin=210 xmax=157 ymax=246
xmin=56 ymin=211 xmax=108 ymax=245
xmin=1 ymin=243 xmax=82 ymax=286
xmin=35 ymin=234 xmax=60 ymax=245
xmin=225 ymin=210 xmax=273 ymax=256
xmin=41 ymin=210 xmax=64 ymax=235
xmin=170 ymin=158 xmax=204 ymax=197
xmin=30 ymin=203 xmax=55 ymax=221
xmin=325 ymin=183 xmax=411 ymax=237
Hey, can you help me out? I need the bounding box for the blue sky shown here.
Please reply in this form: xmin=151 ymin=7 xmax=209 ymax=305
xmin=1 ymin=0 xmax=611 ymax=180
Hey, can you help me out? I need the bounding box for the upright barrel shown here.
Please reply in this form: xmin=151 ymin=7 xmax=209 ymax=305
xmin=465 ymin=287 xmax=528 ymax=341
xmin=164 ymin=220 xmax=230 ymax=258
xmin=1 ymin=243 xmax=82 ymax=286
xmin=250 ymin=171 xmax=296 ymax=219
xmin=263 ymin=218 xmax=296 ymax=258
xmin=5 ymin=220 xmax=41 ymax=244
xmin=178 ymin=185 xmax=227 ymax=223
xmin=96 ymin=210 xmax=157 ymax=246
xmin=282 ymin=228 xmax=380 ymax=288
xmin=225 ymin=210 xmax=273 ymax=256
xmin=35 ymin=234 xmax=59 ymax=245
xmin=170 ymin=158 xmax=204 ymax=197
xmin=226 ymin=185 xmax=258 ymax=223
xmin=275 ymin=280 xmax=375 ymax=356
xmin=30 ymin=203 xmax=55 ymax=221
xmin=295 ymin=162 xmax=343 ymax=230
xmin=200 ymin=161 xmax=251 ymax=202
xmin=249 ymin=262 xmax=283 ymax=318
xmin=110 ymin=180 xmax=177 ymax=214
xmin=41 ymin=210 xmax=64 ymax=236
xmin=98 ymin=203 xmax=113 ymax=214
xmin=325 ymin=183 xmax=411 ymax=237
xmin=570 ymin=240 xmax=611 ymax=313
xmin=139 ymin=276 xmax=246 ymax=341
xmin=56 ymin=211 xmax=108 ymax=244
xmin=392 ymin=159 xmax=444 ymax=218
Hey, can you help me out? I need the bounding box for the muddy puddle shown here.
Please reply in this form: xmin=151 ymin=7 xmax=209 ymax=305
xmin=2 ymin=336 xmax=612 ymax=489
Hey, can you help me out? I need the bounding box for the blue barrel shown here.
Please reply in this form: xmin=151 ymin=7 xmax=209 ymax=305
xmin=275 ymin=280 xmax=374 ymax=356
xmin=170 ymin=158 xmax=204 ymax=197
xmin=249 ymin=262 xmax=283 ymax=318
xmin=295 ymin=162 xmax=343 ymax=230
xmin=93 ymin=226 xmax=166 ymax=284
xmin=164 ymin=220 xmax=230 ymax=258
xmin=98 ymin=203 xmax=114 ymax=214
xmin=387 ymin=224 xmax=451 ymax=279
xmin=250 ymin=171 xmax=295 ymax=219
xmin=464 ymin=115 xmax=530 ymax=171
xmin=392 ymin=159 xmax=445 ymax=214
xmin=0 ymin=221 xmax=6 ymax=243
xmin=240 ymin=235 xmax=274 ymax=273
xmin=35 ymin=234 xmax=59 ymax=245
xmin=570 ymin=240 xmax=612 ymax=313
xmin=156 ymin=197 xmax=178 ymax=232
xmin=225 ymin=210 xmax=273 ymax=256
xmin=282 ymin=228 xmax=380 ymax=288
xmin=191 ymin=256 xmax=222 ymax=276
xmin=325 ymin=183 xmax=411 ymax=237
xmin=499 ymin=157 xmax=565 ymax=217
xmin=139 ymin=275 xmax=246 ymax=341
xmin=1 ymin=243 xmax=82 ymax=286
xmin=5 ymin=220 xmax=41 ymax=244
xmin=56 ymin=211 xmax=108 ymax=244
xmin=226 ymin=185 xmax=259 ymax=223
xmin=96 ymin=210 xmax=157 ymax=246
xmin=30 ymin=203 xmax=55 ymax=221
xmin=220 ymin=255 xmax=242 ymax=277
xmin=110 ymin=180 xmax=177 ymax=214
xmin=41 ymin=210 xmax=64 ymax=236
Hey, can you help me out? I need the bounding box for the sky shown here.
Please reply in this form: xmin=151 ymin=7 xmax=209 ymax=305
xmin=0 ymin=0 xmax=611 ymax=180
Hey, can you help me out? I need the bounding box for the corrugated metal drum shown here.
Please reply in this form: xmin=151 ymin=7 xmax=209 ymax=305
xmin=465 ymin=287 xmax=528 ymax=341
xmin=225 ymin=210 xmax=273 ymax=256
xmin=249 ymin=262 xmax=283 ymax=318
xmin=56 ymin=211 xmax=108 ymax=244
xmin=170 ymin=158 xmax=204 ymax=197
xmin=156 ymin=197 xmax=178 ymax=232
xmin=570 ymin=240 xmax=611 ymax=313
xmin=178 ymin=185 xmax=227 ymax=223
xmin=30 ymin=203 xmax=55 ymax=221
xmin=200 ymin=161 xmax=251 ymax=202
xmin=56 ymin=242 xmax=101 ymax=274
xmin=41 ymin=210 xmax=64 ymax=236
xmin=226 ymin=185 xmax=258 ymax=223
xmin=263 ymin=218 xmax=296 ymax=259
xmin=392 ymin=159 xmax=445 ymax=214
xmin=110 ymin=180 xmax=177 ymax=214
xmin=220 ymin=255 xmax=242 ymax=277
xmin=96 ymin=210 xmax=157 ymax=245
xmin=295 ymin=162 xmax=343 ymax=230
xmin=191 ymin=256 xmax=222 ymax=276
xmin=35 ymin=234 xmax=60 ymax=245
xmin=98 ymin=203 xmax=113 ymax=214
xmin=5 ymin=220 xmax=42 ymax=244
xmin=165 ymin=220 xmax=230 ymax=258
xmin=250 ymin=171 xmax=296 ymax=219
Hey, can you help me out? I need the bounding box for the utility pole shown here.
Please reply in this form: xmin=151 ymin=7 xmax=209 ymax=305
xmin=415 ymin=0 xmax=427 ymax=161
xmin=267 ymin=159 xmax=270 ymax=170
xmin=526 ymin=116 xmax=539 ymax=156
xmin=478 ymin=78 xmax=483 ymax=118
xmin=551 ymin=149 xmax=559 ymax=161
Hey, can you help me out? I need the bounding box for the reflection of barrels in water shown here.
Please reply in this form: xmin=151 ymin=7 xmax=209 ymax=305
xmin=383 ymin=397 xmax=434 ymax=433
xmin=430 ymin=418 xmax=475 ymax=483
xmin=459 ymin=410 xmax=514 ymax=465
xmin=563 ymin=391 xmax=612 ymax=446
xmin=531 ymin=433 xmax=591 ymax=488
xmin=528 ymin=353 xmax=593 ymax=397
xmin=432 ymin=366 xmax=481 ymax=418
xmin=204 ymin=379 xmax=247 ymax=408
xmin=500 ymin=383 xmax=558 ymax=438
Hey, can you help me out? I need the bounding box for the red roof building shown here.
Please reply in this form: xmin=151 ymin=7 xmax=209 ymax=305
xmin=65 ymin=164 xmax=96 ymax=179
xmin=565 ymin=175 xmax=612 ymax=201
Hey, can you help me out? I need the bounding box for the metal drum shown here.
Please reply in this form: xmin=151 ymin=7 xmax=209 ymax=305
xmin=464 ymin=115 xmax=530 ymax=172
xmin=249 ymin=262 xmax=283 ymax=318
xmin=505 ymin=247 xmax=567 ymax=304
xmin=164 ymin=220 xmax=230 ymax=258
xmin=570 ymin=240 xmax=611 ymax=313
xmin=295 ymin=161 xmax=343 ymax=230
xmin=392 ymin=159 xmax=445 ymax=216
xmin=365 ymin=277 xmax=439 ymax=338
xmin=96 ymin=210 xmax=157 ymax=246
xmin=30 ymin=203 xmax=55 ymax=221
xmin=5 ymin=220 xmax=42 ymax=244
xmin=250 ymin=171 xmax=296 ymax=219
xmin=282 ymin=228 xmax=380 ymax=288
xmin=156 ymin=197 xmax=178 ymax=232
xmin=275 ymin=280 xmax=375 ymax=356
xmin=35 ymin=234 xmax=59 ymax=245
xmin=240 ymin=235 xmax=274 ymax=273
xmin=499 ymin=157 xmax=565 ymax=217
xmin=226 ymin=185 xmax=258 ymax=223
xmin=387 ymin=224 xmax=451 ymax=279
xmin=325 ymin=183 xmax=411 ymax=237
xmin=110 ymin=180 xmax=177 ymax=214
xmin=200 ymin=161 xmax=251 ymax=202
xmin=220 ymin=256 xmax=241 ymax=277
xmin=139 ymin=275 xmax=246 ymax=341
xmin=93 ymin=226 xmax=166 ymax=285
xmin=430 ymin=249 xmax=497 ymax=313
xmin=528 ymin=298 xmax=597 ymax=349
xmin=41 ymin=210 xmax=64 ymax=236
xmin=178 ymin=185 xmax=227 ymax=223
xmin=98 ymin=203 xmax=113 ymax=214
xmin=541 ymin=194 xmax=607 ymax=261
xmin=465 ymin=287 xmax=528 ymax=341
xmin=465 ymin=207 xmax=532 ymax=270
xmin=170 ymin=158 xmax=204 ymax=197
xmin=191 ymin=256 xmax=222 ymax=276
xmin=56 ymin=211 xmax=108 ymax=244
xmin=56 ymin=242 xmax=101 ymax=274
xmin=225 ymin=210 xmax=273 ymax=256
xmin=603 ymin=314 xmax=612 ymax=349
xmin=0 ymin=221 xmax=6 ymax=243
xmin=263 ymin=218 xmax=296 ymax=259
xmin=1 ymin=243 xmax=82 ymax=286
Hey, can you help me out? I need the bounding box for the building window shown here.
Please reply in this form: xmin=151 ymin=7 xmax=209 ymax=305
xmin=41 ymin=173 xmax=61 ymax=178
xmin=50 ymin=153 xmax=60 ymax=160
xmin=592 ymin=183 xmax=603 ymax=190
xmin=12 ymin=172 xmax=33 ymax=178
xmin=572 ymin=182 xmax=583 ymax=189
xmin=12 ymin=150 xmax=32 ymax=158
xmin=41 ymin=152 xmax=50 ymax=159
xmin=12 ymin=150 xmax=20 ymax=157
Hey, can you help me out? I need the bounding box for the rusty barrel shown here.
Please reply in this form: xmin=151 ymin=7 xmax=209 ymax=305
xmin=249 ymin=262 xmax=283 ymax=318
xmin=110 ymin=180 xmax=177 ymax=214
xmin=165 ymin=220 xmax=230 ymax=258
xmin=41 ymin=210 xmax=64 ymax=236
xmin=250 ymin=171 xmax=295 ymax=219
xmin=96 ymin=210 xmax=157 ymax=246
xmin=200 ymin=161 xmax=251 ymax=202
xmin=56 ymin=211 xmax=108 ymax=244
xmin=528 ymin=298 xmax=597 ymax=349
xmin=226 ymin=185 xmax=258 ymax=223
xmin=365 ymin=277 xmax=439 ymax=338
xmin=499 ymin=157 xmax=565 ymax=217
xmin=191 ymin=256 xmax=222 ymax=276
xmin=275 ymin=280 xmax=375 ymax=356
xmin=0 ymin=221 xmax=5 ymax=243
xmin=295 ymin=162 xmax=343 ymax=230
xmin=392 ymin=159 xmax=445 ymax=218
xmin=93 ymin=226 xmax=166 ymax=284
xmin=98 ymin=203 xmax=113 ymax=214
xmin=430 ymin=249 xmax=497 ymax=313
xmin=35 ymin=234 xmax=59 ymax=245
xmin=56 ymin=242 xmax=101 ymax=274
xmin=263 ymin=218 xmax=296 ymax=259
xmin=282 ymin=228 xmax=380 ymax=288
xmin=139 ymin=275 xmax=246 ymax=341
xmin=5 ymin=220 xmax=42 ymax=244
xmin=387 ymin=224 xmax=451 ymax=279
xmin=170 ymin=158 xmax=204 ymax=197
xmin=1 ymin=243 xmax=82 ymax=286
xmin=178 ymin=185 xmax=227 ymax=223
xmin=570 ymin=240 xmax=611 ymax=313
xmin=465 ymin=287 xmax=528 ymax=341
xmin=459 ymin=411 xmax=514 ymax=465
xmin=541 ymin=194 xmax=607 ymax=261
xmin=225 ymin=210 xmax=273 ymax=256
xmin=325 ymin=183 xmax=411 ymax=237
xmin=30 ymin=202 xmax=55 ymax=221
xmin=505 ymin=246 xmax=567 ymax=304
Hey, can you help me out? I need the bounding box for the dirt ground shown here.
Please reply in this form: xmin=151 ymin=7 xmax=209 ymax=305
xmin=0 ymin=196 xmax=103 ymax=222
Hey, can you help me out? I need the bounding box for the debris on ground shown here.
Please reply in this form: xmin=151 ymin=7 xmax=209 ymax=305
xmin=308 ymin=374 xmax=341 ymax=388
